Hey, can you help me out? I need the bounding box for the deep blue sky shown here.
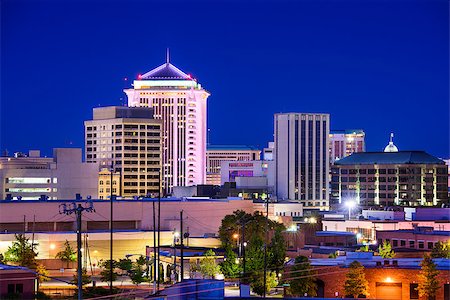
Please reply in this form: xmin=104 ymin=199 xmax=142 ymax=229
xmin=1 ymin=0 xmax=449 ymax=158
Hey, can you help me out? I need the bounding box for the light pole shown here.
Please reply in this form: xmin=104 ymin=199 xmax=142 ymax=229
xmin=345 ymin=201 xmax=356 ymax=220
xmin=173 ymin=231 xmax=180 ymax=283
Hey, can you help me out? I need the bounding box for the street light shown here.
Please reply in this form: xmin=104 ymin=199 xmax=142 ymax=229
xmin=345 ymin=201 xmax=356 ymax=220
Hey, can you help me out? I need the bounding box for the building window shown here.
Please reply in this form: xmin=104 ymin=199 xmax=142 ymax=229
xmin=400 ymin=240 xmax=406 ymax=247
xmin=410 ymin=283 xmax=419 ymax=299
xmin=418 ymin=241 xmax=424 ymax=249
xmin=409 ymin=240 xmax=415 ymax=248
xmin=428 ymin=242 xmax=434 ymax=249
xmin=7 ymin=284 xmax=23 ymax=294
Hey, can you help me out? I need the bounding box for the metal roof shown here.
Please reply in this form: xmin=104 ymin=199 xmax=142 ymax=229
xmin=334 ymin=151 xmax=444 ymax=165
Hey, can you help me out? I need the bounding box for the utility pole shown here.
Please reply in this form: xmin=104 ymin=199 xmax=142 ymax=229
xmin=152 ymin=200 xmax=157 ymax=294
xmin=180 ymin=210 xmax=184 ymax=282
xmin=263 ymin=198 xmax=269 ymax=298
xmin=110 ymin=165 xmax=114 ymax=295
xmin=157 ymin=170 xmax=161 ymax=291
xmin=59 ymin=202 xmax=94 ymax=300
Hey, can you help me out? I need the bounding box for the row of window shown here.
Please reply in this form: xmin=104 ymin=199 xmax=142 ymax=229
xmin=87 ymin=125 xmax=160 ymax=131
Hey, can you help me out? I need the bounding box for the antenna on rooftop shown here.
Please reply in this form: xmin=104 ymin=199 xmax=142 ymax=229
xmin=166 ymin=48 xmax=170 ymax=64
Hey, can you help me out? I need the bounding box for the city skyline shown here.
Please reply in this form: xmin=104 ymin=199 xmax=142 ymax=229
xmin=2 ymin=0 xmax=448 ymax=158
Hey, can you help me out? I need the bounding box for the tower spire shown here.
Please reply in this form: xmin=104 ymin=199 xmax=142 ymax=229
xmin=390 ymin=132 xmax=394 ymax=143
xmin=166 ymin=48 xmax=170 ymax=64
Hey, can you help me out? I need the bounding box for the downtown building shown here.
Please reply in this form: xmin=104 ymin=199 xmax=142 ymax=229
xmin=329 ymin=129 xmax=365 ymax=164
xmin=274 ymin=113 xmax=330 ymax=210
xmin=206 ymin=145 xmax=261 ymax=185
xmin=124 ymin=56 xmax=210 ymax=192
xmin=330 ymin=148 xmax=449 ymax=208
xmin=84 ymin=106 xmax=162 ymax=198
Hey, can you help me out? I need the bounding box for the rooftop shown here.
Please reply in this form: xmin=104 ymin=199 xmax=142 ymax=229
xmin=331 ymin=129 xmax=365 ymax=135
xmin=140 ymin=62 xmax=191 ymax=80
xmin=334 ymin=151 xmax=444 ymax=165
xmin=207 ymin=145 xmax=260 ymax=151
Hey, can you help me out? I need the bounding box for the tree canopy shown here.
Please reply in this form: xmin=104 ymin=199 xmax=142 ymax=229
xmin=199 ymin=249 xmax=221 ymax=279
xmin=4 ymin=234 xmax=38 ymax=268
xmin=287 ymin=255 xmax=317 ymax=297
xmin=430 ymin=241 xmax=450 ymax=259
xmin=344 ymin=261 xmax=369 ymax=298
xmin=378 ymin=241 xmax=395 ymax=259
xmin=417 ymin=254 xmax=441 ymax=299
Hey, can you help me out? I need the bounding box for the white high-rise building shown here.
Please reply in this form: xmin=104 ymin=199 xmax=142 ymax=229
xmin=329 ymin=129 xmax=365 ymax=164
xmin=274 ymin=113 xmax=330 ymax=210
xmin=124 ymin=54 xmax=210 ymax=192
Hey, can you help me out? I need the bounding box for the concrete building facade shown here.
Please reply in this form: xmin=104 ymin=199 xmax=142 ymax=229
xmin=331 ymin=151 xmax=449 ymax=207
xmin=329 ymin=129 xmax=365 ymax=164
xmin=274 ymin=113 xmax=330 ymax=210
xmin=0 ymin=149 xmax=98 ymax=200
xmin=84 ymin=106 xmax=162 ymax=198
xmin=124 ymin=56 xmax=210 ymax=192
xmin=206 ymin=145 xmax=260 ymax=185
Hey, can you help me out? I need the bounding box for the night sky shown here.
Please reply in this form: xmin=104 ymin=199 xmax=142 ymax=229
xmin=2 ymin=0 xmax=449 ymax=158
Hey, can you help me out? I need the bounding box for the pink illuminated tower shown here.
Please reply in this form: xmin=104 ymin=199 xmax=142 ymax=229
xmin=124 ymin=51 xmax=210 ymax=192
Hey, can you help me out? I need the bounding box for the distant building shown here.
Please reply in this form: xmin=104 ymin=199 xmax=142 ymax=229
xmin=329 ymin=129 xmax=365 ymax=164
xmin=206 ymin=145 xmax=260 ymax=185
xmin=263 ymin=142 xmax=274 ymax=161
xmin=376 ymin=226 xmax=450 ymax=251
xmin=124 ymin=54 xmax=210 ymax=191
xmin=0 ymin=149 xmax=98 ymax=200
xmin=274 ymin=113 xmax=330 ymax=210
xmin=84 ymin=106 xmax=162 ymax=198
xmin=331 ymin=151 xmax=449 ymax=207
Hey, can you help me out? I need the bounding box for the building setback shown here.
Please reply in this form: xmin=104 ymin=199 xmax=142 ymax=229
xmin=84 ymin=106 xmax=162 ymax=198
xmin=331 ymin=151 xmax=449 ymax=207
xmin=0 ymin=149 xmax=98 ymax=200
xmin=274 ymin=113 xmax=330 ymax=210
xmin=124 ymin=55 xmax=210 ymax=192
xmin=206 ymin=145 xmax=261 ymax=185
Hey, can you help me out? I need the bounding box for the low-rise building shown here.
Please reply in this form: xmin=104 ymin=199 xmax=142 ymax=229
xmin=304 ymin=253 xmax=450 ymax=299
xmin=376 ymin=226 xmax=450 ymax=251
xmin=0 ymin=264 xmax=36 ymax=299
xmin=0 ymin=149 xmax=98 ymax=200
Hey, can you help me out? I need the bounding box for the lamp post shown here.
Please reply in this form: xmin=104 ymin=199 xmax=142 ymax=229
xmin=173 ymin=231 xmax=179 ymax=283
xmin=345 ymin=201 xmax=356 ymax=220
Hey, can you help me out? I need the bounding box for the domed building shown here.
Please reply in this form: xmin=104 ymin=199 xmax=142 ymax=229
xmin=384 ymin=133 xmax=399 ymax=152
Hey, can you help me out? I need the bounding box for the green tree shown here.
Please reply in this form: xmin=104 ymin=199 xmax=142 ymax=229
xmin=288 ymin=255 xmax=317 ymax=297
xmin=344 ymin=261 xmax=369 ymax=298
xmin=55 ymin=240 xmax=76 ymax=268
xmin=117 ymin=258 xmax=133 ymax=275
xmin=250 ymin=271 xmax=278 ymax=296
xmin=268 ymin=226 xmax=286 ymax=274
xmin=199 ymin=249 xmax=221 ymax=279
xmin=71 ymin=268 xmax=92 ymax=287
xmin=128 ymin=255 xmax=148 ymax=285
xmin=417 ymin=254 xmax=441 ymax=299
xmin=358 ymin=245 xmax=370 ymax=252
xmin=244 ymin=235 xmax=265 ymax=273
xmin=378 ymin=241 xmax=395 ymax=258
xmin=36 ymin=263 xmax=50 ymax=284
xmin=4 ymin=234 xmax=37 ymax=268
xmin=219 ymin=246 xmax=241 ymax=278
xmin=99 ymin=259 xmax=119 ymax=285
xmin=430 ymin=241 xmax=450 ymax=259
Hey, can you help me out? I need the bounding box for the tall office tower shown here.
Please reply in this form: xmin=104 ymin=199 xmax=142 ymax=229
xmin=274 ymin=113 xmax=330 ymax=210
xmin=329 ymin=130 xmax=365 ymax=164
xmin=124 ymin=54 xmax=210 ymax=192
xmin=84 ymin=106 xmax=162 ymax=198
xmin=206 ymin=145 xmax=261 ymax=185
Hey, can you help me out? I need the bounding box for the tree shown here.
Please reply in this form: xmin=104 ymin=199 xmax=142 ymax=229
xmin=430 ymin=241 xmax=450 ymax=259
xmin=71 ymin=268 xmax=92 ymax=287
xmin=378 ymin=241 xmax=395 ymax=258
xmin=344 ymin=261 xmax=369 ymax=298
xmin=288 ymin=255 xmax=317 ymax=297
xmin=0 ymin=253 xmax=5 ymax=264
xmin=129 ymin=255 xmax=147 ymax=285
xmin=99 ymin=259 xmax=119 ymax=284
xmin=55 ymin=240 xmax=76 ymax=268
xmin=417 ymin=254 xmax=440 ymax=299
xmin=117 ymin=258 xmax=133 ymax=275
xmin=268 ymin=227 xmax=286 ymax=274
xmin=199 ymin=249 xmax=221 ymax=279
xmin=36 ymin=263 xmax=50 ymax=284
xmin=250 ymin=271 xmax=278 ymax=296
xmin=358 ymin=245 xmax=370 ymax=252
xmin=219 ymin=246 xmax=241 ymax=278
xmin=4 ymin=234 xmax=37 ymax=268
